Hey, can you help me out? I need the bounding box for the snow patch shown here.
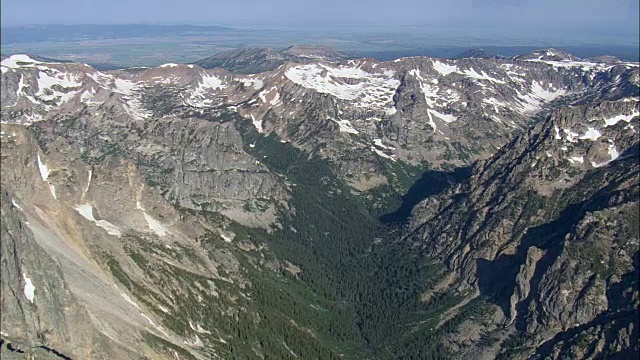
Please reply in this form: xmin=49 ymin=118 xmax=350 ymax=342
xmin=530 ymin=81 xmax=566 ymax=101
xmin=385 ymin=107 xmax=397 ymax=116
xmin=250 ymin=114 xmax=263 ymax=133
xmin=84 ymin=169 xmax=92 ymax=195
xmin=136 ymin=201 xmax=170 ymax=237
xmin=373 ymin=139 xmax=394 ymax=150
xmin=87 ymin=72 xmax=115 ymax=89
xmin=284 ymin=63 xmax=399 ymax=109
xmin=74 ymin=204 xmax=122 ymax=237
xmin=16 ymin=74 xmax=25 ymax=99
xmin=240 ymin=77 xmax=264 ymax=89
xmin=426 ymin=110 xmax=438 ymax=132
xmin=121 ymin=293 xmax=141 ymax=309
xmin=371 ymin=148 xmax=395 ymax=161
xmin=11 ymin=199 xmax=23 ymax=211
xmin=80 ymin=88 xmax=98 ymax=104
xmin=567 ymin=156 xmax=584 ymax=164
xmin=429 ymin=109 xmax=457 ymax=123
xmin=258 ymin=86 xmax=282 ymax=106
xmin=219 ymin=231 xmax=234 ymax=243
xmin=603 ymin=109 xmax=639 ymax=127
xmin=483 ymin=98 xmax=509 ymax=113
xmin=48 ymin=184 xmax=57 ymax=200
xmin=37 ymin=71 xmax=81 ymax=89
xmin=563 ymin=128 xmax=580 ymax=143
xmin=113 ymin=78 xmax=138 ymax=95
xmin=526 ymin=59 xmax=613 ymax=72
xmin=371 ymin=147 xmax=395 ymax=161
xmin=330 ymin=118 xmax=359 ymax=134
xmin=409 ymin=69 xmax=460 ymax=115
xmin=463 ymin=68 xmax=505 ymax=84
xmin=431 ymin=60 xmax=459 ymax=76
xmin=37 ymin=153 xmax=50 ymax=181
xmin=185 ymin=73 xmax=225 ymax=107
xmin=23 ymin=273 xmax=35 ymax=303
xmin=1 ymin=55 xmax=43 ymax=69
xmin=554 ymin=126 xmax=562 ymax=140
xmin=35 ymin=71 xmax=81 ymax=104
xmin=592 ymin=143 xmax=621 ymax=167
xmin=189 ymin=321 xmax=212 ymax=334
xmin=198 ymin=73 xmax=225 ymax=91
xmin=580 ymin=127 xmax=602 ymax=141
xmin=515 ymin=82 xmax=566 ymax=113
xmin=608 ymin=143 xmax=620 ymax=161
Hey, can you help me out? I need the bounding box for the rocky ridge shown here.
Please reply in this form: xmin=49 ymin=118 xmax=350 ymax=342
xmin=2 ymin=51 xmax=638 ymax=195
xmin=406 ymin=99 xmax=639 ymax=359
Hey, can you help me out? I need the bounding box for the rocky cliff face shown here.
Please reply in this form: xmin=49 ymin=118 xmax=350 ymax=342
xmin=0 ymin=188 xmax=131 ymax=359
xmin=407 ymin=99 xmax=639 ymax=359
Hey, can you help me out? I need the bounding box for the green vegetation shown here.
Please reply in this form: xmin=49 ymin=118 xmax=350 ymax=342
xmin=106 ymin=257 xmax=134 ymax=291
xmin=233 ymin=119 xmax=461 ymax=358
xmin=98 ymin=115 xmax=470 ymax=359
xmin=96 ymin=114 xmax=479 ymax=359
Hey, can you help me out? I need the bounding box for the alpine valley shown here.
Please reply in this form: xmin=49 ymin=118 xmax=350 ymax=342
xmin=0 ymin=47 xmax=638 ymax=359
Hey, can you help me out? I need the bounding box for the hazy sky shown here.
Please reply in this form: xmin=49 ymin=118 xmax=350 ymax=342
xmin=1 ymin=0 xmax=638 ymax=37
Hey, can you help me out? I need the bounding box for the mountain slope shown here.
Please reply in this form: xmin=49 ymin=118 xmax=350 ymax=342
xmin=406 ymin=99 xmax=639 ymax=359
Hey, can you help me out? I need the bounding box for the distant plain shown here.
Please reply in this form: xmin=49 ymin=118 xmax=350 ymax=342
xmin=2 ymin=24 xmax=639 ymax=68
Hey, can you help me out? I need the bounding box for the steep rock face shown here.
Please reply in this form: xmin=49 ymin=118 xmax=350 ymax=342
xmin=407 ymin=99 xmax=639 ymax=358
xmin=0 ymin=189 xmax=133 ymax=359
xmin=0 ymin=124 xmax=194 ymax=358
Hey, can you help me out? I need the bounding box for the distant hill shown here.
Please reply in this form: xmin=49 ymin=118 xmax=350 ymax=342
xmin=452 ymin=48 xmax=499 ymax=59
xmin=194 ymin=45 xmax=347 ymax=73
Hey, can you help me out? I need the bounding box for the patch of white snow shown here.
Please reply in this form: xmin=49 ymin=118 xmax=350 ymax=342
xmin=37 ymin=153 xmax=50 ymax=181
xmin=23 ymin=273 xmax=35 ymax=303
xmin=567 ymin=156 xmax=585 ymax=164
xmin=431 ymin=60 xmax=459 ymax=76
xmin=136 ymin=201 xmax=170 ymax=237
xmin=603 ymin=109 xmax=639 ymax=127
xmin=74 ymin=204 xmax=122 ymax=237
xmin=580 ymin=128 xmax=602 ymax=141
xmin=331 ymin=118 xmax=359 ymax=134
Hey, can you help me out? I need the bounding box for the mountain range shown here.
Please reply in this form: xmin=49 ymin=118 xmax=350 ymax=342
xmin=1 ymin=47 xmax=638 ymax=359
